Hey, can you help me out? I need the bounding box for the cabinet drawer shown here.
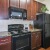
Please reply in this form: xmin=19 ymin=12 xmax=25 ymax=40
xmin=0 ymin=41 xmax=11 ymax=50
xmin=0 ymin=36 xmax=11 ymax=44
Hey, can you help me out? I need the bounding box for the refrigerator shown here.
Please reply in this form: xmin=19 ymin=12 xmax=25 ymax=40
xmin=34 ymin=13 xmax=50 ymax=48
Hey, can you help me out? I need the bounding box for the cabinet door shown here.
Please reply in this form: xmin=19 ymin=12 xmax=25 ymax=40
xmin=37 ymin=2 xmax=45 ymax=13
xmin=31 ymin=33 xmax=36 ymax=50
xmin=0 ymin=42 xmax=11 ymax=50
xmin=37 ymin=2 xmax=42 ymax=13
xmin=20 ymin=0 xmax=27 ymax=9
xmin=0 ymin=0 xmax=9 ymax=19
xmin=36 ymin=32 xmax=41 ymax=47
xmin=27 ymin=0 xmax=31 ymax=20
xmin=0 ymin=36 xmax=11 ymax=50
xmin=10 ymin=0 xmax=19 ymax=8
xmin=31 ymin=1 xmax=38 ymax=20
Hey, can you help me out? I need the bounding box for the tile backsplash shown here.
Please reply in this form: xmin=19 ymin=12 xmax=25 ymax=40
xmin=0 ymin=19 xmax=33 ymax=32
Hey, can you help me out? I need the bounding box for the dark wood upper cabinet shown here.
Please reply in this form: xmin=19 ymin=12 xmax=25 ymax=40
xmin=10 ymin=0 xmax=27 ymax=9
xmin=27 ymin=0 xmax=31 ymax=20
xmin=0 ymin=0 xmax=9 ymax=19
xmin=31 ymin=1 xmax=45 ymax=20
xmin=0 ymin=0 xmax=45 ymax=20
xmin=31 ymin=1 xmax=38 ymax=20
xmin=20 ymin=0 xmax=27 ymax=9
xmin=31 ymin=0 xmax=34 ymax=20
xmin=10 ymin=0 xmax=20 ymax=8
xmin=37 ymin=2 xmax=45 ymax=13
xmin=27 ymin=0 xmax=37 ymax=20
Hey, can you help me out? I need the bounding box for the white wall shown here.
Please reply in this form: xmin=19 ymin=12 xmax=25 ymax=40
xmin=0 ymin=19 xmax=33 ymax=32
xmin=43 ymin=0 xmax=50 ymax=14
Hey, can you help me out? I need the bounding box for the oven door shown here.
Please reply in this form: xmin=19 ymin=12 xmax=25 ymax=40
xmin=12 ymin=34 xmax=31 ymax=50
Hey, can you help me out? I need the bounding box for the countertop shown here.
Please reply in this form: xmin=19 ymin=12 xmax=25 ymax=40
xmin=0 ymin=29 xmax=42 ymax=38
xmin=0 ymin=31 xmax=11 ymax=38
xmin=29 ymin=29 xmax=42 ymax=32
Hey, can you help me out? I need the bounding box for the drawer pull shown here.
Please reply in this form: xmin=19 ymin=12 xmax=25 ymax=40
xmin=0 ymin=41 xmax=11 ymax=45
xmin=1 ymin=39 xmax=8 ymax=42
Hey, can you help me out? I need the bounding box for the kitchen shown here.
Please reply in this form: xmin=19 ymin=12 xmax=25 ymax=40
xmin=0 ymin=0 xmax=50 ymax=50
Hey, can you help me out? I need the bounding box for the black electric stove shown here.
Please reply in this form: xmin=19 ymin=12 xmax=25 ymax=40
xmin=8 ymin=24 xmax=31 ymax=50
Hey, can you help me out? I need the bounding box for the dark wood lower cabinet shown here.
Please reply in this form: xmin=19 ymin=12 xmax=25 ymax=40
xmin=0 ymin=0 xmax=9 ymax=19
xmin=0 ymin=36 xmax=11 ymax=50
xmin=31 ymin=33 xmax=36 ymax=49
xmin=31 ymin=31 xmax=41 ymax=50
xmin=0 ymin=42 xmax=11 ymax=50
xmin=36 ymin=32 xmax=41 ymax=47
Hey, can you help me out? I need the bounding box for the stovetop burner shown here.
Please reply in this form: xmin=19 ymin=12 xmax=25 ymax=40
xmin=8 ymin=24 xmax=31 ymax=36
xmin=11 ymin=31 xmax=18 ymax=34
xmin=10 ymin=30 xmax=30 ymax=36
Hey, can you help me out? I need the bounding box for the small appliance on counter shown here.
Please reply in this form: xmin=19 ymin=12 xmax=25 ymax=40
xmin=9 ymin=7 xmax=27 ymax=20
xmin=8 ymin=24 xmax=31 ymax=50
xmin=24 ymin=24 xmax=29 ymax=31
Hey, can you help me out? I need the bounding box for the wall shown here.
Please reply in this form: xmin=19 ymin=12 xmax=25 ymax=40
xmin=43 ymin=0 xmax=50 ymax=14
xmin=0 ymin=19 xmax=33 ymax=32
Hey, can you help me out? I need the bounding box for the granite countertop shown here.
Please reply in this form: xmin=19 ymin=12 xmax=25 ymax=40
xmin=29 ymin=29 xmax=42 ymax=32
xmin=0 ymin=29 xmax=42 ymax=38
xmin=0 ymin=31 xmax=11 ymax=38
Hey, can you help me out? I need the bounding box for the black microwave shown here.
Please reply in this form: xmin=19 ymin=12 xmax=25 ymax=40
xmin=9 ymin=7 xmax=27 ymax=19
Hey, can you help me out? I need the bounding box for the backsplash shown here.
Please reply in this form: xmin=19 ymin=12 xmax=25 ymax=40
xmin=0 ymin=19 xmax=33 ymax=32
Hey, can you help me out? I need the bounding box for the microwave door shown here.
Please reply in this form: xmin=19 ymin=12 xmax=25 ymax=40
xmin=10 ymin=12 xmax=22 ymax=19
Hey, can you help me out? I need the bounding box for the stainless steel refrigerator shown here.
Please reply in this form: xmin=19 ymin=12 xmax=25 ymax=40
xmin=34 ymin=13 xmax=50 ymax=48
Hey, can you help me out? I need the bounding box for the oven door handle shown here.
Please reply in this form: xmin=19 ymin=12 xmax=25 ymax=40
xmin=12 ymin=35 xmax=20 ymax=37
xmin=0 ymin=41 xmax=11 ymax=45
xmin=12 ymin=34 xmax=29 ymax=38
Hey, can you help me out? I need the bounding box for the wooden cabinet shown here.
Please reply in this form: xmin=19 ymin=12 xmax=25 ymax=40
xmin=0 ymin=0 xmax=9 ymax=19
xmin=0 ymin=42 xmax=11 ymax=50
xmin=37 ymin=2 xmax=42 ymax=13
xmin=27 ymin=0 xmax=38 ymax=20
xmin=31 ymin=33 xmax=36 ymax=49
xmin=10 ymin=0 xmax=20 ymax=8
xmin=31 ymin=31 xmax=41 ymax=50
xmin=10 ymin=0 xmax=27 ymax=9
xmin=10 ymin=0 xmax=44 ymax=20
xmin=0 ymin=0 xmax=45 ymax=20
xmin=37 ymin=2 xmax=45 ymax=13
xmin=0 ymin=36 xmax=11 ymax=50
xmin=31 ymin=1 xmax=45 ymax=20
xmin=31 ymin=1 xmax=38 ymax=20
xmin=20 ymin=0 xmax=27 ymax=9
xmin=36 ymin=32 xmax=41 ymax=47
xmin=10 ymin=0 xmax=31 ymax=20
xmin=27 ymin=0 xmax=31 ymax=20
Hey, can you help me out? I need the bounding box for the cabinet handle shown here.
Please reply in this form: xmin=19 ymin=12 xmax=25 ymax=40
xmin=0 ymin=41 xmax=11 ymax=45
xmin=1 ymin=39 xmax=8 ymax=42
xmin=33 ymin=33 xmax=35 ymax=34
xmin=36 ymin=35 xmax=38 ymax=38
